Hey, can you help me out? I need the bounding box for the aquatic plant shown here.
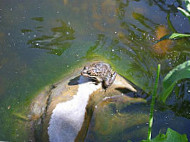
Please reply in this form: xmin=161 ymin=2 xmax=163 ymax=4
xmin=143 ymin=128 xmax=188 ymax=142
xmin=158 ymin=0 xmax=190 ymax=41
xmin=147 ymin=64 xmax=160 ymax=140
xmin=178 ymin=0 xmax=190 ymax=21
xmin=160 ymin=60 xmax=190 ymax=103
xmin=142 ymin=64 xmax=188 ymax=142
xmin=141 ymin=1 xmax=190 ymax=140
xmin=158 ymin=32 xmax=190 ymax=41
xmin=155 ymin=0 xmax=190 ymax=102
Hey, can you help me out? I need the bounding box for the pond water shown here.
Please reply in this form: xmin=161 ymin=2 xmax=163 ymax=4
xmin=0 ymin=0 xmax=190 ymax=141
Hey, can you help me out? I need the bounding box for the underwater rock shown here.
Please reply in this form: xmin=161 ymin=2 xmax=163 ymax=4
xmin=29 ymin=62 xmax=145 ymax=142
xmin=84 ymin=94 xmax=148 ymax=142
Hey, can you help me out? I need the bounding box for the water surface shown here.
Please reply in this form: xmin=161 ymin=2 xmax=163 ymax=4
xmin=0 ymin=0 xmax=190 ymax=141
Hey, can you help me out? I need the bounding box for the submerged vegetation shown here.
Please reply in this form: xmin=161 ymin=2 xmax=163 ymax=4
xmin=158 ymin=0 xmax=190 ymax=103
xmin=158 ymin=0 xmax=190 ymax=41
xmin=143 ymin=64 xmax=188 ymax=142
xmin=142 ymin=1 xmax=190 ymax=141
xmin=147 ymin=64 xmax=160 ymax=140
xmin=160 ymin=60 xmax=190 ymax=103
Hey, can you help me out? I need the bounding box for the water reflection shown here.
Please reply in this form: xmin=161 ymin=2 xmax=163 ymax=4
xmin=27 ymin=20 xmax=75 ymax=56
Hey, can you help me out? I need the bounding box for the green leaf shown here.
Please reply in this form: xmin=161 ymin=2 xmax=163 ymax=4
xmin=159 ymin=60 xmax=190 ymax=103
xmin=177 ymin=7 xmax=190 ymax=20
xmin=184 ymin=0 xmax=190 ymax=13
xmin=142 ymin=128 xmax=188 ymax=142
xmin=157 ymin=33 xmax=190 ymax=43
xmin=147 ymin=64 xmax=160 ymax=140
xmin=168 ymin=33 xmax=190 ymax=39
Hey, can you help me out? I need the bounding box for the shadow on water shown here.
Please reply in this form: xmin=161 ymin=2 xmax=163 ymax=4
xmin=68 ymin=76 xmax=96 ymax=86
xmin=68 ymin=76 xmax=108 ymax=89
xmin=26 ymin=20 xmax=75 ymax=56
xmin=68 ymin=76 xmax=81 ymax=86
xmin=115 ymin=87 xmax=133 ymax=94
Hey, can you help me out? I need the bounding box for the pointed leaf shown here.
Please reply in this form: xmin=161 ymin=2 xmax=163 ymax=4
xmin=142 ymin=128 xmax=188 ymax=142
xmin=157 ymin=33 xmax=190 ymax=43
xmin=184 ymin=0 xmax=190 ymax=13
xmin=159 ymin=60 xmax=190 ymax=102
xmin=177 ymin=7 xmax=190 ymax=20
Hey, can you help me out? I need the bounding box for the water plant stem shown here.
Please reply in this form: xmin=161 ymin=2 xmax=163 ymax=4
xmin=147 ymin=64 xmax=161 ymax=140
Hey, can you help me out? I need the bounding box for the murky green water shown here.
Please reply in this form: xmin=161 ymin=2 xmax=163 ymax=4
xmin=0 ymin=0 xmax=190 ymax=141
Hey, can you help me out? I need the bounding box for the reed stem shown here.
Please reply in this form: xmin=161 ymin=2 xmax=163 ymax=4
xmin=147 ymin=64 xmax=161 ymax=140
